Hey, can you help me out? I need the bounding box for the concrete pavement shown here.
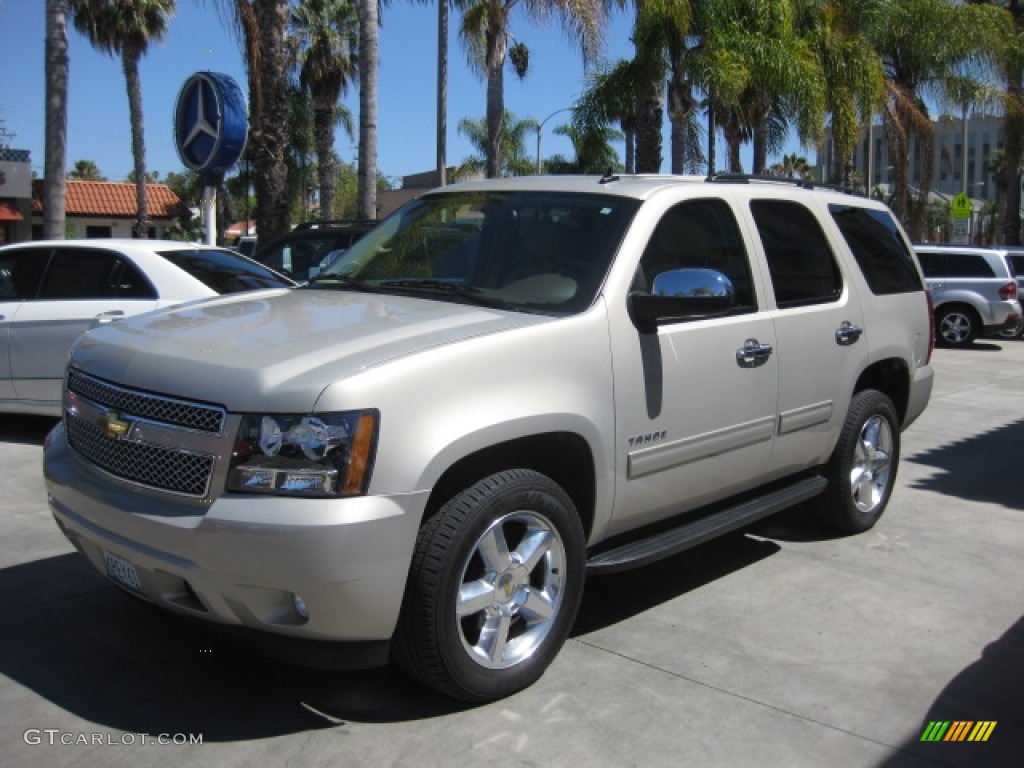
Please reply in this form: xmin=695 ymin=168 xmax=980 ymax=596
xmin=1 ymin=340 xmax=1021 ymax=767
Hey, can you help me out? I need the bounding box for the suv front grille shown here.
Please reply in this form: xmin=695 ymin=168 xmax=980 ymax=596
xmin=65 ymin=370 xmax=224 ymax=497
xmin=67 ymin=370 xmax=225 ymax=433
xmin=66 ymin=413 xmax=214 ymax=496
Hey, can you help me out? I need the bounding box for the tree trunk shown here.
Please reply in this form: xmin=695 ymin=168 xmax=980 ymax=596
xmin=436 ymin=0 xmax=448 ymax=186
xmin=252 ymin=0 xmax=291 ymax=242
xmin=357 ymin=0 xmax=379 ymax=219
xmin=314 ymin=102 xmax=335 ymax=218
xmin=44 ymin=0 xmax=69 ymax=240
xmin=123 ymin=46 xmax=149 ymax=239
xmin=1002 ymin=75 xmax=1023 ymax=246
xmin=634 ymin=78 xmax=663 ymax=173
xmin=484 ymin=6 xmax=507 ymax=179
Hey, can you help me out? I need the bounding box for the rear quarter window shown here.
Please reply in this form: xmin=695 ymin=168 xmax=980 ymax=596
xmin=828 ymin=204 xmax=923 ymax=294
xmin=944 ymin=252 xmax=996 ymax=278
xmin=158 ymin=249 xmax=292 ymax=293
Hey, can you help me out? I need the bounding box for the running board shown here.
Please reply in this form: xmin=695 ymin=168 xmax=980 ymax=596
xmin=586 ymin=476 xmax=827 ymax=574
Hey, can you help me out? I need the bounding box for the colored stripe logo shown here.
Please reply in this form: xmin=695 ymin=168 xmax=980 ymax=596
xmin=920 ymin=721 xmax=996 ymax=742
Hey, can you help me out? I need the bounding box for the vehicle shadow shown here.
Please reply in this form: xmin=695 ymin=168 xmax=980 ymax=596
xmin=0 ymin=414 xmax=59 ymax=446
xmin=871 ymin=616 xmax=1024 ymax=768
xmin=904 ymin=418 xmax=1024 ymax=511
xmin=1 ymin=534 xmax=780 ymax=735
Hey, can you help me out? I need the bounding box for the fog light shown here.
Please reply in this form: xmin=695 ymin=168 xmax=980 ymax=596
xmin=293 ymin=594 xmax=310 ymax=620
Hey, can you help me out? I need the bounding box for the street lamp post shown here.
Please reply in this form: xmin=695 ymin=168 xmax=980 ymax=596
xmin=536 ymin=106 xmax=575 ymax=175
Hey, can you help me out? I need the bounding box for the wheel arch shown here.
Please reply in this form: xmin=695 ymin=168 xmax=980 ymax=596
xmin=853 ymin=358 xmax=911 ymax=425
xmin=423 ymin=432 xmax=597 ymax=541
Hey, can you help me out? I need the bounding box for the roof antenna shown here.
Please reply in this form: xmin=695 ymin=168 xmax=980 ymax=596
xmin=599 ymin=168 xmax=619 ymax=184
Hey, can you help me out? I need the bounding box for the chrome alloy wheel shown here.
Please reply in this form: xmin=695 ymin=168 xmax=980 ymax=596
xmin=850 ymin=414 xmax=894 ymax=514
xmin=455 ymin=510 xmax=566 ymax=670
xmin=939 ymin=310 xmax=973 ymax=344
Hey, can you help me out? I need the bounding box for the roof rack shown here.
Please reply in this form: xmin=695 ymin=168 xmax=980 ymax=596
xmin=294 ymin=219 xmax=375 ymax=231
xmin=705 ymin=173 xmax=865 ymax=197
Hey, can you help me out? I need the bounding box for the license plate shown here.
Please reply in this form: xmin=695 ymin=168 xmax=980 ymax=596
xmin=103 ymin=550 xmax=143 ymax=592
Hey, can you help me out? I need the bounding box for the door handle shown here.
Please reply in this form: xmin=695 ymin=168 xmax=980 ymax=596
xmin=835 ymin=321 xmax=864 ymax=346
xmin=736 ymin=338 xmax=773 ymax=368
xmin=93 ymin=310 xmax=125 ymax=325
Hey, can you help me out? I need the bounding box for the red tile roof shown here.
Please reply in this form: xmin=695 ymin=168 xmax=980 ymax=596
xmin=32 ymin=180 xmax=189 ymax=218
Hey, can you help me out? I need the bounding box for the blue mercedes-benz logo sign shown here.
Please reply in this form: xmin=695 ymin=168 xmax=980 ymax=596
xmin=174 ymin=72 xmax=247 ymax=176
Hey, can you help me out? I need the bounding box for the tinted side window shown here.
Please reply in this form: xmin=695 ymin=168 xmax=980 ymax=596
xmin=1008 ymin=254 xmax=1024 ymax=275
xmin=109 ymin=258 xmax=157 ymax=298
xmin=828 ymin=204 xmax=923 ymax=294
xmin=915 ymin=251 xmax=942 ymax=277
xmin=158 ymin=248 xmax=292 ymax=293
xmin=39 ymin=249 xmax=136 ymax=299
xmin=639 ymin=198 xmax=756 ymax=310
xmin=751 ymin=200 xmax=842 ymax=307
xmin=0 ymin=248 xmax=51 ymax=299
xmin=945 ymin=252 xmax=995 ymax=278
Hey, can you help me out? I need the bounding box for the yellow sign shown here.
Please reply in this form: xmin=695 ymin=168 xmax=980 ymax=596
xmin=951 ymin=192 xmax=973 ymax=219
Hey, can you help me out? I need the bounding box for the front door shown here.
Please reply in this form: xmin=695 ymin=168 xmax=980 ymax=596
xmin=607 ymin=198 xmax=779 ymax=536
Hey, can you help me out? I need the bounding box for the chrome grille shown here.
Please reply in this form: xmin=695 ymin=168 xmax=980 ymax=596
xmin=67 ymin=370 xmax=225 ymax=433
xmin=66 ymin=413 xmax=214 ymax=496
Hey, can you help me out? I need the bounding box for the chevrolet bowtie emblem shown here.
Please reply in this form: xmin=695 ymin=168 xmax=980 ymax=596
xmin=98 ymin=412 xmax=131 ymax=439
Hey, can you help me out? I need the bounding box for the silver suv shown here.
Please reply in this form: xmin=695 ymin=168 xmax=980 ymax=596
xmin=913 ymin=244 xmax=1021 ymax=346
xmin=44 ymin=175 xmax=934 ymax=703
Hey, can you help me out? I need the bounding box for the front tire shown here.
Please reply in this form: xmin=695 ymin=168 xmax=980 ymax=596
xmin=814 ymin=390 xmax=900 ymax=534
xmin=394 ymin=469 xmax=585 ymax=703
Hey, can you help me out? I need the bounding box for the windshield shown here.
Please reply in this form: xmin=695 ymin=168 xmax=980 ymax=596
xmin=311 ymin=190 xmax=640 ymax=315
xmin=158 ymin=248 xmax=295 ymax=293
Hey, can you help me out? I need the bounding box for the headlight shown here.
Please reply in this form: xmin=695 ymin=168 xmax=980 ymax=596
xmin=228 ymin=410 xmax=378 ymax=497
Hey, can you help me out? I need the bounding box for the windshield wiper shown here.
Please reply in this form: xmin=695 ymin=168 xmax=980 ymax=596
xmin=305 ymin=274 xmax=381 ymax=293
xmin=378 ymin=279 xmax=512 ymax=309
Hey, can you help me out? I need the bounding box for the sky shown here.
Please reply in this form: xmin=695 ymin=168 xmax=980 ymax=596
xmin=0 ymin=0 xmax=787 ymax=186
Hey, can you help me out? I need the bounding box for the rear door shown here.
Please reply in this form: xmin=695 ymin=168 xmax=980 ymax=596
xmin=0 ymin=247 xmax=50 ymax=401
xmin=10 ymin=247 xmax=159 ymax=404
xmin=744 ymin=199 xmax=867 ymax=472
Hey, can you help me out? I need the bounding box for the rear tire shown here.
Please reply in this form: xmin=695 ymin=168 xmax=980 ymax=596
xmin=814 ymin=390 xmax=900 ymax=534
xmin=393 ymin=469 xmax=585 ymax=703
xmin=936 ymin=305 xmax=978 ymax=347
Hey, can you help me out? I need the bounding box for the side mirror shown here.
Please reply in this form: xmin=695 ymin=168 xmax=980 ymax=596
xmin=628 ymin=268 xmax=736 ymax=332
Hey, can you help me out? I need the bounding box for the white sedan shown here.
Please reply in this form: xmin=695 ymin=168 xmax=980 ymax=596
xmin=0 ymin=239 xmax=294 ymax=416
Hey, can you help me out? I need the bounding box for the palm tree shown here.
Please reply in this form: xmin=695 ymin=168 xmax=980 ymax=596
xmin=456 ymin=0 xmax=605 ymax=178
xmin=289 ymin=0 xmax=358 ymax=220
xmin=357 ymin=0 xmax=379 ymax=219
xmin=867 ymin=0 xmax=1009 ymax=238
xmin=800 ymin=0 xmax=885 ymax=187
xmin=214 ymin=0 xmax=293 ymax=241
xmin=69 ymin=159 xmax=106 ymax=180
xmin=969 ymin=0 xmax=1024 ymax=245
xmin=72 ymin=0 xmax=175 ymax=239
xmin=574 ymin=60 xmax=638 ymax=174
xmin=457 ymin=111 xmax=539 ymax=176
xmin=767 ymin=152 xmax=812 ymax=179
xmin=551 ymin=122 xmax=623 ymax=173
xmin=45 ymin=0 xmax=71 ymax=240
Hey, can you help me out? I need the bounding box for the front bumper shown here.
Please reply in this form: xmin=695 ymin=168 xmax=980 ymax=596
xmin=44 ymin=422 xmax=427 ymax=665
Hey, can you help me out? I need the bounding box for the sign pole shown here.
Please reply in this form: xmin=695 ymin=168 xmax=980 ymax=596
xmin=203 ymin=180 xmax=216 ymax=246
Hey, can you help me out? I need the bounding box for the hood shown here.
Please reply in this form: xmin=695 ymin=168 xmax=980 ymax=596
xmin=70 ymin=288 xmax=550 ymax=412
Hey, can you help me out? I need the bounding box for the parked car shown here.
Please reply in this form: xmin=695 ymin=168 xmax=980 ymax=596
xmin=913 ymin=244 xmax=1021 ymax=346
xmin=45 ymin=175 xmax=933 ymax=702
xmin=231 ymin=235 xmax=258 ymax=258
xmin=252 ymin=219 xmax=376 ymax=282
xmin=0 ymin=239 xmax=294 ymax=416
xmin=998 ymin=248 xmax=1024 ymax=339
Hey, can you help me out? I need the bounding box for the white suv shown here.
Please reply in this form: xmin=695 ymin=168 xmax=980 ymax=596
xmin=44 ymin=175 xmax=934 ymax=702
xmin=913 ymin=244 xmax=1021 ymax=346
